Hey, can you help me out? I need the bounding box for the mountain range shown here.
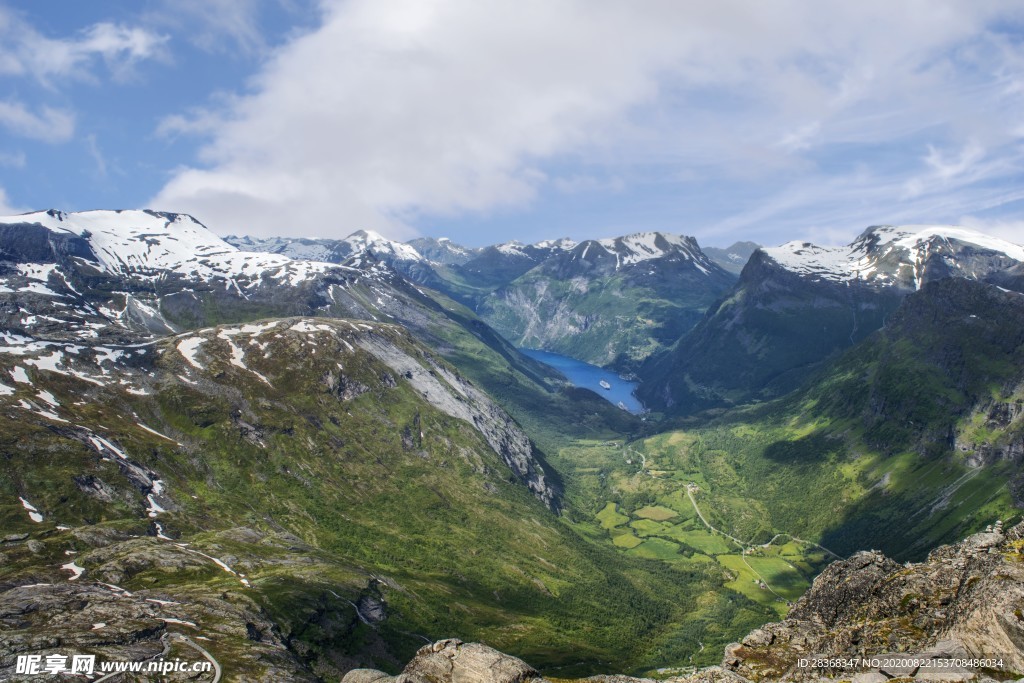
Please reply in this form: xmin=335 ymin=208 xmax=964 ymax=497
xmin=3 ymin=209 xmax=1024 ymax=680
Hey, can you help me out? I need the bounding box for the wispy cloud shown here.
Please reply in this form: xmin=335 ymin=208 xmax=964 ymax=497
xmin=84 ymin=134 xmax=107 ymax=177
xmin=0 ymin=150 xmax=25 ymax=168
xmin=142 ymin=0 xmax=282 ymax=56
xmin=0 ymin=101 xmax=74 ymax=143
xmin=0 ymin=7 xmax=168 ymax=86
xmin=0 ymin=185 xmax=25 ymax=214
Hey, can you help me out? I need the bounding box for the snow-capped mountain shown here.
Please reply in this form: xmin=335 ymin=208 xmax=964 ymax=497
xmin=639 ymin=224 xmax=1024 ymax=414
xmin=2 ymin=209 xmax=339 ymax=286
xmin=473 ymin=231 xmax=734 ymax=368
xmin=0 ymin=208 xmax=563 ymax=510
xmin=342 ymin=229 xmax=424 ymax=262
xmin=764 ymin=225 xmax=1024 ymax=289
xmin=0 ymin=209 xmax=473 ymax=349
xmin=565 ymin=232 xmax=719 ymax=272
xmin=226 ymin=229 xmax=425 ymax=266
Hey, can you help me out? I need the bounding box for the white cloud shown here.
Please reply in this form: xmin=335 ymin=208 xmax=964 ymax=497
xmin=959 ymin=215 xmax=1024 ymax=244
xmin=85 ymin=134 xmax=107 ymax=177
xmin=0 ymin=7 xmax=168 ymax=85
xmin=143 ymin=0 xmax=271 ymax=55
xmin=152 ymin=0 xmax=1024 ymax=240
xmin=0 ymin=186 xmax=26 ymax=215
xmin=0 ymin=101 xmax=74 ymax=143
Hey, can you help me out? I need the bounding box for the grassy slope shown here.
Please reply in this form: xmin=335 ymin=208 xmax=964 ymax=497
xmin=542 ymin=280 xmax=1024 ymax=644
xmin=0 ymin=319 xmax=750 ymax=677
xmin=631 ymin=280 xmax=1024 ymax=562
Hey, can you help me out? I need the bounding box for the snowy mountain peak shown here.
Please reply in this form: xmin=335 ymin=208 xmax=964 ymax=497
xmin=343 ymin=230 xmax=423 ymax=262
xmin=495 ymin=240 xmax=525 ymax=256
xmin=853 ymin=224 xmax=1024 ymax=260
xmin=533 ymin=237 xmax=578 ymax=250
xmin=593 ymin=231 xmax=712 ymax=270
xmin=765 ymin=224 xmax=1024 ymax=288
xmin=0 ymin=209 xmax=341 ymax=286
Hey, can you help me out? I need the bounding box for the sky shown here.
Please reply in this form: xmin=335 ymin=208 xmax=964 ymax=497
xmin=1 ymin=1 xmax=1024 ymax=249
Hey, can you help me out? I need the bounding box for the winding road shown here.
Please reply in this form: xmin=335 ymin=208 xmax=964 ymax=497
xmin=91 ymin=631 xmax=222 ymax=682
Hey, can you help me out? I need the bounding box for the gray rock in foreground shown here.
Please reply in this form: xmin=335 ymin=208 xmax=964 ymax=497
xmin=342 ymin=639 xmax=542 ymax=683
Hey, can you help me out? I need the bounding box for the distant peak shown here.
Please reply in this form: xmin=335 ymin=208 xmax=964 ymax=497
xmin=346 ymin=229 xmax=384 ymax=240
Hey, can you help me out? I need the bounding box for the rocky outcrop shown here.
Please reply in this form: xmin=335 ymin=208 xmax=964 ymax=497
xmin=722 ymin=520 xmax=1024 ymax=681
xmin=0 ymin=580 xmax=312 ymax=682
xmin=343 ymin=639 xmax=543 ymax=683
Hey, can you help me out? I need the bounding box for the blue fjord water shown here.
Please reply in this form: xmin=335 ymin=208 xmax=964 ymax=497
xmin=519 ymin=348 xmax=644 ymax=414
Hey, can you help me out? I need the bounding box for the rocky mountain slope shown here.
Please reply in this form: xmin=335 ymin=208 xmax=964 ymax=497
xmin=722 ymin=520 xmax=1024 ymax=681
xmin=639 ymin=225 xmax=1024 ymax=414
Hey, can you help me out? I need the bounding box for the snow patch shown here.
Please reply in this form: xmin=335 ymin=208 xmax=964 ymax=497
xmin=19 ymin=497 xmax=43 ymax=523
xmin=138 ymin=423 xmax=180 ymax=444
xmin=176 ymin=337 xmax=205 ymax=369
xmin=36 ymin=390 xmax=58 ymax=407
xmin=61 ymin=562 xmax=85 ymax=581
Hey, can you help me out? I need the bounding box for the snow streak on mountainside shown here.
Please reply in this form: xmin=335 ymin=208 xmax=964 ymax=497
xmin=765 ymin=224 xmax=1024 ymax=289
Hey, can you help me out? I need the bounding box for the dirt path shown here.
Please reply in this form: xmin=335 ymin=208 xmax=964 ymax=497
xmin=624 ymin=443 xmax=843 ymax=601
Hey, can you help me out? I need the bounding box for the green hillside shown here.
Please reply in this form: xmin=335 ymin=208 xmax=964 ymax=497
xmin=0 ymin=318 xmax=768 ymax=678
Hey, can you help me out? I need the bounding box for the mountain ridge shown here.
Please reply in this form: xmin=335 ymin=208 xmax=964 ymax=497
xmin=638 ymin=224 xmax=1024 ymax=414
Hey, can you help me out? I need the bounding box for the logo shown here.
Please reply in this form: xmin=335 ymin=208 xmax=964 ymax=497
xmin=15 ymin=654 xmax=96 ymax=675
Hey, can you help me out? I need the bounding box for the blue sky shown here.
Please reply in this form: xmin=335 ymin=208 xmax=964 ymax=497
xmin=2 ymin=1 xmax=1024 ymax=248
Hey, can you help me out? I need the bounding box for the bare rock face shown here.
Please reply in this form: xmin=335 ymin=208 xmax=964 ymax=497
xmin=342 ymin=639 xmax=543 ymax=683
xmin=356 ymin=331 xmax=560 ymax=510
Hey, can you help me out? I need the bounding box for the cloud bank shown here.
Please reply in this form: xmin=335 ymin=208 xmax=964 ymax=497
xmin=142 ymin=0 xmax=1024 ymax=242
